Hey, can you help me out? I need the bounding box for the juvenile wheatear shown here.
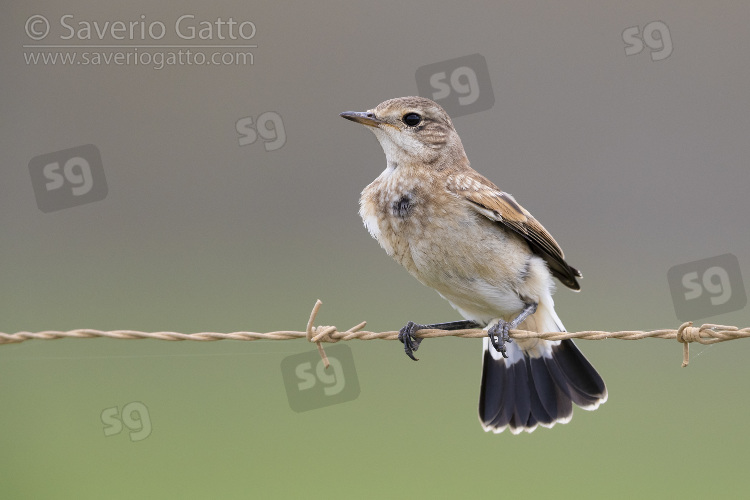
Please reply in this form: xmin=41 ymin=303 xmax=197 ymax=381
xmin=341 ymin=96 xmax=607 ymax=434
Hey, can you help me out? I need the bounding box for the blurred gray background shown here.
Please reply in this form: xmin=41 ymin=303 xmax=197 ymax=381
xmin=2 ymin=1 xmax=749 ymax=499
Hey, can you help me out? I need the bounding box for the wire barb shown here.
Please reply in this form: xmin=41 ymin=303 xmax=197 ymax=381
xmin=1 ymin=300 xmax=748 ymax=367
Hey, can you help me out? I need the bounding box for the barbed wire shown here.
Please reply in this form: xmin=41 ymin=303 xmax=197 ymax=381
xmin=1 ymin=300 xmax=747 ymax=367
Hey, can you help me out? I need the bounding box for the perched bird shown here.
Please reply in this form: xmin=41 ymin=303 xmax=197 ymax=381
xmin=340 ymin=96 xmax=607 ymax=434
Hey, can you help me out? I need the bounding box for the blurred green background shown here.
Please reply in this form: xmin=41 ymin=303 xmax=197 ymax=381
xmin=2 ymin=1 xmax=749 ymax=498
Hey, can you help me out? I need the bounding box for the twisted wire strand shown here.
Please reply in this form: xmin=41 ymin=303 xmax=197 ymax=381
xmin=2 ymin=300 xmax=747 ymax=367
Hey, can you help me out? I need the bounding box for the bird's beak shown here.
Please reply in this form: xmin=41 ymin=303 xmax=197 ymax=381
xmin=340 ymin=111 xmax=382 ymax=127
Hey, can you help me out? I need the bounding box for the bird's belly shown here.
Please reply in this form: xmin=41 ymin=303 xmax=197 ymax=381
xmin=366 ymin=203 xmax=528 ymax=321
xmin=409 ymin=221 xmax=528 ymax=322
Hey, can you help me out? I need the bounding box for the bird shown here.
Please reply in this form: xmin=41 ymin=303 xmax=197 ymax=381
xmin=340 ymin=96 xmax=607 ymax=434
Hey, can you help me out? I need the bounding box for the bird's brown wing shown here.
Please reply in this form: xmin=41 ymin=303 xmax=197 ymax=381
xmin=447 ymin=172 xmax=582 ymax=290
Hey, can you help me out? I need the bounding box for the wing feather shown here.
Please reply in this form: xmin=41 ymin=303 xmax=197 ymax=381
xmin=447 ymin=172 xmax=582 ymax=290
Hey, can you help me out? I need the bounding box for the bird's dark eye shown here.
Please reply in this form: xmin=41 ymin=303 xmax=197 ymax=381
xmin=402 ymin=113 xmax=422 ymax=127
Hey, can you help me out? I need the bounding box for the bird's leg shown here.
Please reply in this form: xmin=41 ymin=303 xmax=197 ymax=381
xmin=399 ymin=320 xmax=479 ymax=361
xmin=488 ymin=302 xmax=538 ymax=358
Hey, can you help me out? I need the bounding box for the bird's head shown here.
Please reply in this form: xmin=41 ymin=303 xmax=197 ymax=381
xmin=340 ymin=96 xmax=467 ymax=168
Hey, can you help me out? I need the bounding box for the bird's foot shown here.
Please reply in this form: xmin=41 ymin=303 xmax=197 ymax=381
xmin=487 ymin=302 xmax=539 ymax=358
xmin=398 ymin=321 xmax=425 ymax=361
xmin=487 ymin=320 xmax=513 ymax=358
xmin=397 ymin=320 xmax=479 ymax=361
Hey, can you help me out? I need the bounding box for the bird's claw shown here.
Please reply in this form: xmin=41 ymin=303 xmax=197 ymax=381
xmin=398 ymin=321 xmax=424 ymax=361
xmin=488 ymin=320 xmax=513 ymax=359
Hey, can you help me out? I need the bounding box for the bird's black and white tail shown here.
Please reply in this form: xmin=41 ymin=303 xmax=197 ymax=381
xmin=478 ymin=305 xmax=607 ymax=434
